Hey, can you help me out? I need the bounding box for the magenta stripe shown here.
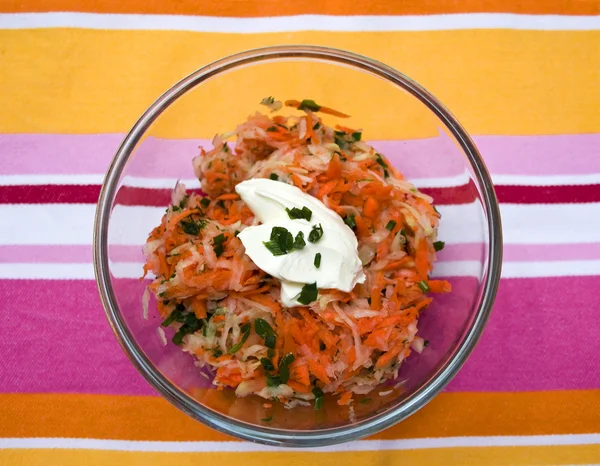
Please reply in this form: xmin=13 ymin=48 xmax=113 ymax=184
xmin=4 ymin=243 xmax=600 ymax=264
xmin=0 ymin=277 xmax=598 ymax=395
xmin=1 ymin=133 xmax=599 ymax=178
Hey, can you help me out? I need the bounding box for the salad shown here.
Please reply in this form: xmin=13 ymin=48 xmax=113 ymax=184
xmin=142 ymin=98 xmax=450 ymax=411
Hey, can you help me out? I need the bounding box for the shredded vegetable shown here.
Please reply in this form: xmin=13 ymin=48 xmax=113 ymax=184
xmin=142 ymin=100 xmax=450 ymax=408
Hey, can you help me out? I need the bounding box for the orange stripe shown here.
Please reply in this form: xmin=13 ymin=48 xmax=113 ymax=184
xmin=0 ymin=391 xmax=598 ymax=441
xmin=0 ymin=0 xmax=597 ymax=16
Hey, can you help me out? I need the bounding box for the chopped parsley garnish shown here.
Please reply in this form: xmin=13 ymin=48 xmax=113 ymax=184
xmin=296 ymin=282 xmax=318 ymax=305
xmin=293 ymin=231 xmax=306 ymax=250
xmin=314 ymin=252 xmax=321 ymax=269
xmin=255 ymin=318 xmax=277 ymax=349
xmin=418 ymin=280 xmax=430 ymax=292
xmin=169 ymin=311 xmax=205 ymax=346
xmin=234 ymin=230 xmax=240 ymax=237
xmin=260 ymin=96 xmax=275 ymax=105
xmin=266 ymin=374 xmax=282 ymax=387
xmin=263 ymin=226 xmax=294 ymax=256
xmin=171 ymin=205 xmax=181 ymax=212
xmin=385 ymin=220 xmax=397 ymax=231
xmin=179 ymin=196 xmax=188 ymax=209
xmin=375 ymin=153 xmax=389 ymax=177
xmin=260 ymin=357 xmax=275 ymax=372
xmin=343 ymin=214 xmax=356 ymax=230
xmin=360 ymin=398 xmax=372 ymax=404
xmin=313 ymin=122 xmax=321 ymax=130
xmin=222 ymin=143 xmax=229 ymax=153
xmin=180 ymin=219 xmax=206 ymax=236
xmin=269 ymin=173 xmax=279 ymax=180
xmin=261 ymin=416 xmax=273 ymax=422
xmin=212 ymin=348 xmax=223 ymax=358
xmin=308 ymin=224 xmax=324 ymax=243
xmin=200 ymin=197 xmax=210 ymax=208
xmin=266 ymin=126 xmax=278 ymax=132
xmin=313 ymin=387 xmax=324 ymax=410
xmin=286 ymin=206 xmax=313 ymax=221
xmin=298 ymin=99 xmax=321 ymax=112
xmin=433 ymin=241 xmax=445 ymax=252
xmin=212 ymin=233 xmax=226 ymax=257
xmin=352 ymin=131 xmax=362 ymax=141
xmin=228 ymin=323 xmax=251 ymax=354
xmin=278 ymin=353 xmax=295 ymax=384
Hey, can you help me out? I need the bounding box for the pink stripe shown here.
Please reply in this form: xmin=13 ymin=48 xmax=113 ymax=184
xmin=4 ymin=243 xmax=600 ymax=264
xmin=1 ymin=133 xmax=599 ymax=178
xmin=0 ymin=277 xmax=598 ymax=395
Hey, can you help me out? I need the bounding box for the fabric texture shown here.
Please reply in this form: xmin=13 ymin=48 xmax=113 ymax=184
xmin=0 ymin=1 xmax=599 ymax=464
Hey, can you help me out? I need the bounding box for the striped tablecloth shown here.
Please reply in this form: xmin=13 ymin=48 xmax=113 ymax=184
xmin=1 ymin=1 xmax=599 ymax=464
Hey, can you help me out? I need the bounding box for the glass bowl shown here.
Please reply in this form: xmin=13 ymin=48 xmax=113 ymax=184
xmin=94 ymin=45 xmax=502 ymax=446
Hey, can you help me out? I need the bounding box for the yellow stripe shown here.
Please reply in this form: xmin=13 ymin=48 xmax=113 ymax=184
xmin=3 ymin=445 xmax=600 ymax=466
xmin=0 ymin=29 xmax=598 ymax=137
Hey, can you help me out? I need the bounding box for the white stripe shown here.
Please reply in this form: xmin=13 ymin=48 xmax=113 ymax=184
xmin=3 ymin=260 xmax=600 ymax=280
xmin=0 ymin=434 xmax=598 ymax=452
xmin=2 ymin=172 xmax=600 ymax=188
xmin=0 ymin=13 xmax=598 ymax=33
xmin=1 ymin=203 xmax=599 ymax=246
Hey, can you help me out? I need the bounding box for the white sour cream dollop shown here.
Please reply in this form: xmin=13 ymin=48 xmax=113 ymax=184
xmin=235 ymin=178 xmax=365 ymax=307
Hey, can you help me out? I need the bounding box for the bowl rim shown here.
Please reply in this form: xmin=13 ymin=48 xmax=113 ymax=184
xmin=93 ymin=44 xmax=503 ymax=447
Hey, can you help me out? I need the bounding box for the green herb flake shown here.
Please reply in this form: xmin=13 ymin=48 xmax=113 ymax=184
xmin=313 ymin=122 xmax=321 ymax=130
xmin=266 ymin=375 xmax=282 ymax=387
xmin=360 ymin=398 xmax=372 ymax=404
xmin=297 ymin=282 xmax=318 ymax=305
xmin=267 ymin=348 xmax=276 ymax=359
xmin=308 ymin=224 xmax=324 ymax=243
xmin=313 ymin=387 xmax=324 ymax=410
xmin=385 ymin=220 xmax=397 ymax=231
xmin=261 ymin=416 xmax=273 ymax=422
xmin=344 ymin=214 xmax=356 ymax=230
xmin=433 ymin=241 xmax=445 ymax=252
xmin=200 ymin=197 xmax=210 ymax=208
xmin=255 ymin=318 xmax=277 ymax=349
xmin=278 ymin=353 xmax=295 ymax=384
xmin=352 ymin=132 xmax=362 ymax=141
xmin=286 ymin=206 xmax=313 ymax=221
xmin=172 ymin=331 xmax=185 ymax=346
xmin=334 ymin=134 xmax=348 ymax=150
xmin=375 ymin=153 xmax=390 ymax=177
xmin=260 ymin=357 xmax=275 ymax=372
xmin=298 ymin=99 xmax=321 ymax=112
xmin=293 ymin=231 xmax=306 ymax=250
xmin=212 ymin=233 xmax=226 ymax=257
xmin=418 ymin=280 xmax=430 ymax=293
xmin=266 ymin=126 xmax=278 ymax=132
xmin=263 ymin=226 xmax=294 ymax=256
xmin=228 ymin=323 xmax=251 ymax=354
xmin=234 ymin=230 xmax=240 ymax=237
xmin=269 ymin=173 xmax=279 ymax=181
xmin=424 ymin=340 xmax=430 ymax=347
xmin=314 ymin=252 xmax=321 ymax=269
xmin=261 ymin=96 xmax=275 ymax=105
xmin=180 ymin=219 xmax=206 ymax=236
xmin=171 ymin=205 xmax=181 ymax=212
